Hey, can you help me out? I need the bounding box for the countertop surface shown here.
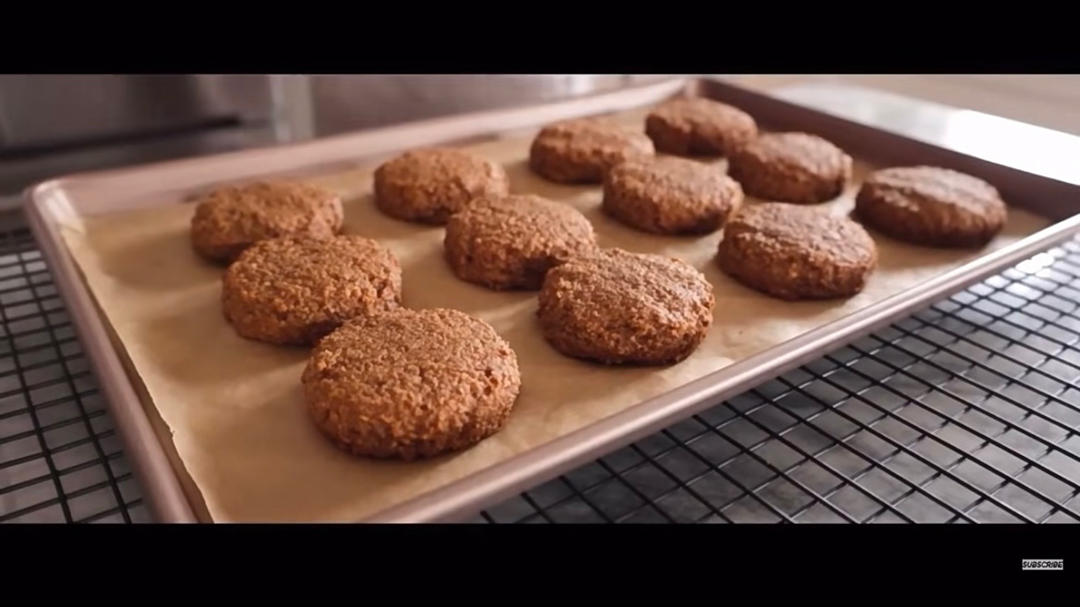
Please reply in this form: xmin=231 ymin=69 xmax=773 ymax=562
xmin=727 ymin=75 xmax=1080 ymax=136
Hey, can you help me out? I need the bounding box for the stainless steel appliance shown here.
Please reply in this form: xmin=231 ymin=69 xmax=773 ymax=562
xmin=0 ymin=75 xmax=280 ymax=200
xmin=0 ymin=74 xmax=677 ymax=211
xmin=303 ymin=74 xmax=676 ymax=135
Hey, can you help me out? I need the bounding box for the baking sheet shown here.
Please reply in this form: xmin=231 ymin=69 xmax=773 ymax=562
xmin=56 ymin=107 xmax=1050 ymax=522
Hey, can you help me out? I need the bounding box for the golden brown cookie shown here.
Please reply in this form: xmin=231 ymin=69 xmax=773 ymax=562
xmin=444 ymin=194 xmax=598 ymax=290
xmin=717 ymin=203 xmax=877 ymax=300
xmin=222 ymin=235 xmax=402 ymax=346
xmin=855 ymin=166 xmax=1007 ymax=248
xmin=645 ymin=97 xmax=758 ymax=156
xmin=302 ymin=308 xmax=521 ymax=460
xmin=373 ymin=148 xmax=510 ymax=224
xmin=538 ymin=248 xmax=714 ymax=365
xmin=190 ymin=181 xmax=344 ymax=264
xmin=529 ymin=118 xmax=655 ymax=184
xmin=602 ymin=157 xmax=744 ymax=235
xmin=727 ymin=132 xmax=852 ymax=204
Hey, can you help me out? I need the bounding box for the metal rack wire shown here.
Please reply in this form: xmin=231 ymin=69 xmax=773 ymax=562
xmin=2 ymin=215 xmax=1079 ymax=524
xmin=0 ymin=222 xmax=147 ymax=523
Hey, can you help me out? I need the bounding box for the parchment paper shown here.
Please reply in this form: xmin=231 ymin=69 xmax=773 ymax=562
xmin=57 ymin=109 xmax=1050 ymax=522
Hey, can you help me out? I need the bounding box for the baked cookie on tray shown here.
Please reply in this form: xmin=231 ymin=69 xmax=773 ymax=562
xmin=374 ymin=147 xmax=510 ymax=225
xmin=190 ymin=181 xmax=344 ymax=264
xmin=538 ymin=248 xmax=714 ymax=365
xmin=302 ymin=308 xmax=521 ymax=460
xmin=529 ymin=118 xmax=655 ymax=184
xmin=717 ymin=202 xmax=877 ymax=301
xmin=602 ymin=156 xmax=743 ymax=235
xmin=222 ymin=235 xmax=402 ymax=346
xmin=645 ymin=97 xmax=758 ymax=157
xmin=855 ymin=166 xmax=1007 ymax=248
xmin=444 ymin=194 xmax=598 ymax=290
xmin=727 ymin=132 xmax=852 ymax=204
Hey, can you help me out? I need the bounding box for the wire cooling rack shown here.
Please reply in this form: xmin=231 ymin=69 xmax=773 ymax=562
xmin=2 ymin=212 xmax=1079 ymax=524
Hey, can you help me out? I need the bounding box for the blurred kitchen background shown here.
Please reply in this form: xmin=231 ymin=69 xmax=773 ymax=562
xmin=0 ymin=75 xmax=668 ymax=209
xmin=2 ymin=74 xmax=1079 ymax=211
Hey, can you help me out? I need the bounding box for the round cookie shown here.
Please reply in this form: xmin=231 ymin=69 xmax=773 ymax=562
xmin=645 ymin=97 xmax=758 ymax=156
xmin=302 ymin=308 xmax=521 ymax=460
xmin=717 ymin=203 xmax=877 ymax=300
xmin=222 ymin=235 xmax=402 ymax=346
xmin=855 ymin=166 xmax=1007 ymax=248
xmin=538 ymin=248 xmax=714 ymax=365
xmin=727 ymin=132 xmax=853 ymax=204
xmin=444 ymin=194 xmax=598 ymax=290
xmin=602 ymin=156 xmax=744 ymax=235
xmin=190 ymin=181 xmax=344 ymax=264
xmin=529 ymin=118 xmax=655 ymax=184
xmin=373 ymin=148 xmax=510 ymax=225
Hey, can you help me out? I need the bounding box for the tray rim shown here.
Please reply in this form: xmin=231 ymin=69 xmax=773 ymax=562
xmin=23 ymin=76 xmax=1080 ymax=523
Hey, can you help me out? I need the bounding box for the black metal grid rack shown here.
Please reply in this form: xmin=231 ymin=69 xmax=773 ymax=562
xmin=2 ymin=213 xmax=1079 ymax=524
xmin=0 ymin=221 xmax=147 ymax=523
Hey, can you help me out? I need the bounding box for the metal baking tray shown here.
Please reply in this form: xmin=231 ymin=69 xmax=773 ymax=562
xmin=23 ymin=77 xmax=1080 ymax=522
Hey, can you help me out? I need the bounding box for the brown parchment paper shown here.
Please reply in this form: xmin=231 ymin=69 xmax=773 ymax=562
xmin=57 ymin=108 xmax=1050 ymax=522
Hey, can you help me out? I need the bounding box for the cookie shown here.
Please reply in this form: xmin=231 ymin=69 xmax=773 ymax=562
xmin=222 ymin=235 xmax=402 ymax=346
xmin=373 ymin=148 xmax=510 ymax=224
xmin=538 ymin=248 xmax=714 ymax=365
xmin=717 ymin=203 xmax=877 ymax=300
xmin=529 ymin=118 xmax=655 ymax=184
xmin=727 ymin=132 xmax=852 ymax=204
xmin=444 ymin=194 xmax=598 ymax=290
xmin=190 ymin=181 xmax=344 ymax=264
xmin=855 ymin=166 xmax=1007 ymax=247
xmin=302 ymin=308 xmax=521 ymax=460
xmin=602 ymin=156 xmax=744 ymax=235
xmin=645 ymin=97 xmax=758 ymax=156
